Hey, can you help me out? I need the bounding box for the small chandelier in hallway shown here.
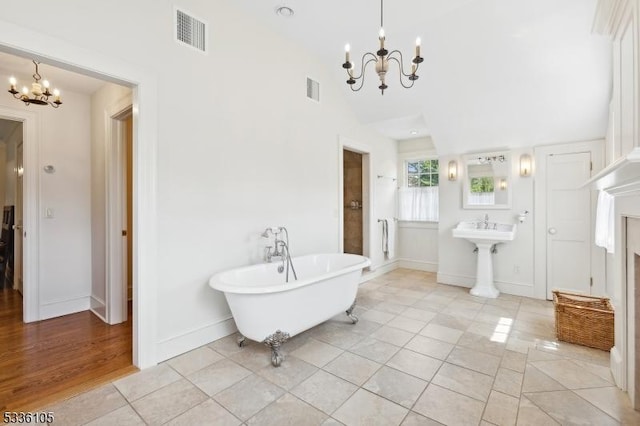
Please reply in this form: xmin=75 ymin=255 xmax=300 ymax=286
xmin=342 ymin=0 xmax=423 ymax=95
xmin=8 ymin=60 xmax=62 ymax=108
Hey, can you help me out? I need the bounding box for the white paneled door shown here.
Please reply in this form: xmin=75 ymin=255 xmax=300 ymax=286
xmin=545 ymin=152 xmax=592 ymax=298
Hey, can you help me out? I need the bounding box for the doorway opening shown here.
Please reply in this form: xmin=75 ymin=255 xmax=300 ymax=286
xmin=1 ymin=18 xmax=159 ymax=370
xmin=0 ymin=53 xmax=139 ymax=409
xmin=0 ymin=119 xmax=22 ymax=296
xmin=338 ymin=137 xmax=372 ymax=260
xmin=0 ymin=112 xmax=136 ymax=409
xmin=103 ymin=103 xmax=134 ymax=325
xmin=343 ymin=149 xmax=363 ymax=255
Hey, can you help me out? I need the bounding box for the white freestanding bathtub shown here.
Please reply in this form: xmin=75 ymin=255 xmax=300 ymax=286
xmin=209 ymin=253 xmax=371 ymax=366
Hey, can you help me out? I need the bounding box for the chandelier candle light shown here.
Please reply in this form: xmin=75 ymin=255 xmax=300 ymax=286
xmin=8 ymin=60 xmax=62 ymax=108
xmin=342 ymin=0 xmax=423 ymax=94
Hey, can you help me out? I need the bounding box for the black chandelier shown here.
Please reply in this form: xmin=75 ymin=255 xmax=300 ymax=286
xmin=342 ymin=0 xmax=423 ymax=95
xmin=8 ymin=60 xmax=62 ymax=108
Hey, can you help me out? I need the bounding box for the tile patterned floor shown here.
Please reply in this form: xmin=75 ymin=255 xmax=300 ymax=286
xmin=43 ymin=269 xmax=640 ymax=425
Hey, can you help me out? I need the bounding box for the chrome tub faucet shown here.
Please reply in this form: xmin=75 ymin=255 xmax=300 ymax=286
xmin=262 ymin=226 xmax=298 ymax=282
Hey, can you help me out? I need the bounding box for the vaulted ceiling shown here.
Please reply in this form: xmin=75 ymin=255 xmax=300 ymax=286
xmin=0 ymin=1 xmax=611 ymax=155
xmin=235 ymin=0 xmax=612 ymax=154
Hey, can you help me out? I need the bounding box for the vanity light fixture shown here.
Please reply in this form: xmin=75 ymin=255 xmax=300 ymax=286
xmin=342 ymin=0 xmax=423 ymax=95
xmin=448 ymin=160 xmax=458 ymax=181
xmin=477 ymin=154 xmax=505 ymax=164
xmin=8 ymin=60 xmax=62 ymax=108
xmin=519 ymin=153 xmax=532 ymax=177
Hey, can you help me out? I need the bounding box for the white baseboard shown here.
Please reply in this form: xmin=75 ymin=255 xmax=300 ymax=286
xmin=40 ymin=296 xmax=91 ymax=320
xmin=90 ymin=296 xmax=107 ymax=322
xmin=156 ymin=317 xmax=237 ymax=362
xmin=397 ymin=259 xmax=438 ymax=272
xmin=610 ymin=345 xmax=625 ymax=389
xmin=437 ymin=272 xmax=475 ymax=288
xmin=361 ymin=261 xmax=399 ymax=283
xmin=437 ymin=272 xmax=536 ymax=298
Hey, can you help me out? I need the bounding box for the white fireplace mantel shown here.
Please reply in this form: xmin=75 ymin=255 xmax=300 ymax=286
xmin=587 ymin=148 xmax=640 ymax=196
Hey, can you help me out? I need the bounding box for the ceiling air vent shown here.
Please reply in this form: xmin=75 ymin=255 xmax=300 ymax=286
xmin=307 ymin=77 xmax=320 ymax=102
xmin=175 ymin=8 xmax=207 ymax=53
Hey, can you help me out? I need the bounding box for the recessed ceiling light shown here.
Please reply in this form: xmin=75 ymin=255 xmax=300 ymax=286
xmin=410 ymin=130 xmax=418 ymax=135
xmin=275 ymin=5 xmax=294 ymax=17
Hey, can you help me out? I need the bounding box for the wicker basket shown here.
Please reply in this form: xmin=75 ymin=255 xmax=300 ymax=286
xmin=552 ymin=290 xmax=614 ymax=351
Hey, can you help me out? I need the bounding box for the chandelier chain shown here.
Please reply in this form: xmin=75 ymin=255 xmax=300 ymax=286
xmin=32 ymin=61 xmax=42 ymax=83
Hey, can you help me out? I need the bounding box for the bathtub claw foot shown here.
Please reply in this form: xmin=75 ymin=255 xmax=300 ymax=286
xmin=271 ymin=352 xmax=283 ymax=367
xmin=263 ymin=330 xmax=290 ymax=367
xmin=237 ymin=334 xmax=246 ymax=348
xmin=346 ymin=301 xmax=358 ymax=324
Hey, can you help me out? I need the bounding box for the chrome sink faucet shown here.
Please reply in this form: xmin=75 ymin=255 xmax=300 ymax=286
xmin=478 ymin=214 xmax=498 ymax=230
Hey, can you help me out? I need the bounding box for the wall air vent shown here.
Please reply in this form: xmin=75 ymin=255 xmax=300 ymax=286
xmin=175 ymin=8 xmax=207 ymax=53
xmin=307 ymin=77 xmax=320 ymax=102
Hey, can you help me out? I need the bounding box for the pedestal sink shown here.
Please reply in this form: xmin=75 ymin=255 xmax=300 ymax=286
xmin=452 ymin=221 xmax=517 ymax=298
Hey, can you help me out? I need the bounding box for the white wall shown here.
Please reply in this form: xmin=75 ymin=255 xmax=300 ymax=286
xmin=89 ymin=83 xmax=132 ymax=316
xmin=369 ymin=144 xmax=399 ymax=271
xmin=398 ymin=137 xmax=436 ymax=154
xmin=0 ymin=0 xmax=396 ymax=362
xmin=37 ymin=91 xmax=93 ymax=318
xmin=437 ymin=148 xmax=535 ymax=297
xmin=396 ymin=137 xmax=439 ymax=271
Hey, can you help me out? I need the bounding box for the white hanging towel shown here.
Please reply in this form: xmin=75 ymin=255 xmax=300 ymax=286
xmin=383 ymin=218 xmax=396 ymax=259
xmin=381 ymin=219 xmax=388 ymax=255
xmin=595 ymin=190 xmax=615 ymax=254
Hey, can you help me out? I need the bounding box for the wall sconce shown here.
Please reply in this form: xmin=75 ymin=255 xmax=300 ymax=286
xmin=499 ymin=178 xmax=507 ymax=190
xmin=520 ymin=153 xmax=532 ymax=177
xmin=448 ymin=160 xmax=457 ymax=181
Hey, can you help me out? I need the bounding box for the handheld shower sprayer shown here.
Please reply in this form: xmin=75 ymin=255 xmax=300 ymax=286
xmin=261 ymin=227 xmax=281 ymax=238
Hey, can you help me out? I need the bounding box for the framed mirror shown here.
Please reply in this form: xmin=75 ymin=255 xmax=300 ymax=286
xmin=463 ymin=151 xmax=511 ymax=209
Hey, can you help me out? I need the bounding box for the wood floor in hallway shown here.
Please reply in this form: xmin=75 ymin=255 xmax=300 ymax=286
xmin=0 ymin=288 xmax=136 ymax=411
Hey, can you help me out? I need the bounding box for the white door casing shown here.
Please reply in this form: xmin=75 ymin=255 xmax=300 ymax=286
xmin=15 ymin=142 xmax=23 ymax=294
xmin=0 ymin=106 xmax=39 ymax=322
xmin=0 ymin=19 xmax=159 ymax=368
xmin=105 ymin=96 xmax=132 ymax=325
xmin=338 ymin=136 xmax=373 ymax=263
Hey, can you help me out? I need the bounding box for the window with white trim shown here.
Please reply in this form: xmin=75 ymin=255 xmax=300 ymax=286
xmin=398 ymin=158 xmax=439 ymax=222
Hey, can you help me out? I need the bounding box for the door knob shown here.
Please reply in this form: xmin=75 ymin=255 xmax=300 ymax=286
xmin=548 ymin=227 xmax=557 ymax=235
xmin=12 ymin=225 xmax=22 ymax=230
